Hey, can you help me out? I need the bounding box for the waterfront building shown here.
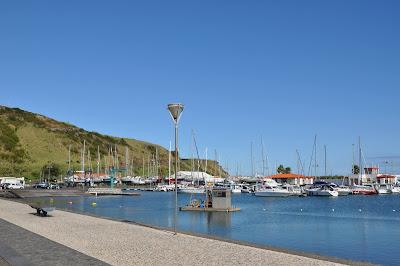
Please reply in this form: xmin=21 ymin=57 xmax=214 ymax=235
xmin=265 ymin=173 xmax=314 ymax=185
xmin=348 ymin=166 xmax=397 ymax=185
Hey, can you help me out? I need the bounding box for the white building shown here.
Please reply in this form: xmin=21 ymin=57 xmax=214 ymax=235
xmin=168 ymin=171 xmax=224 ymax=183
xmin=348 ymin=167 xmax=397 ymax=185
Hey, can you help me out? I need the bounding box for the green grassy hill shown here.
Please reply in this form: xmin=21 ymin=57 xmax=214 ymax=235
xmin=0 ymin=105 xmax=227 ymax=180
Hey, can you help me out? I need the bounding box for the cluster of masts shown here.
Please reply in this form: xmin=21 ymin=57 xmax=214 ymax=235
xmin=67 ymin=140 xmax=162 ymax=178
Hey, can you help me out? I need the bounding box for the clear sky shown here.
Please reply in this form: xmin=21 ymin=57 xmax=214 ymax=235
xmin=1 ymin=0 xmax=399 ymax=175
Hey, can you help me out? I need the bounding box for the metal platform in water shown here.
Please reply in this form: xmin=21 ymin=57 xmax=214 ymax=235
xmin=179 ymin=206 xmax=240 ymax=212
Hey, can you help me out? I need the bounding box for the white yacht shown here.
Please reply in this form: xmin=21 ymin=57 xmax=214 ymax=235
xmin=335 ymin=185 xmax=352 ymax=196
xmin=306 ymin=185 xmax=339 ymax=197
xmin=178 ymin=186 xmax=206 ymax=194
xmin=254 ymin=179 xmax=295 ymax=197
xmin=231 ymin=184 xmax=242 ymax=193
xmin=376 ymin=184 xmax=392 ymax=194
xmin=391 ymin=185 xmax=400 ymax=193
xmin=255 ymin=186 xmax=294 ymax=197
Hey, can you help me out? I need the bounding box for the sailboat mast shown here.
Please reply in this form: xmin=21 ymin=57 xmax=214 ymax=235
xmin=142 ymin=156 xmax=145 ymax=177
xmin=82 ymin=140 xmax=86 ymax=175
xmin=261 ymin=137 xmax=265 ymax=176
xmin=125 ymin=146 xmax=129 ymax=176
xmin=324 ymin=145 xmax=327 ymax=177
xmin=358 ymin=136 xmax=362 ymax=184
xmin=169 ymin=141 xmax=171 ymax=185
xmin=314 ymin=135 xmax=317 ymax=179
xmin=97 ymin=146 xmax=100 ymax=177
xmin=205 ymin=148 xmax=208 ymax=174
xmin=251 ymin=141 xmax=254 ymax=177
xmin=68 ymin=144 xmax=71 ymax=172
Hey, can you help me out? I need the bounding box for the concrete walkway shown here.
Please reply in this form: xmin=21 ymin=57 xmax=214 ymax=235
xmin=0 ymin=198 xmax=352 ymax=266
xmin=0 ymin=218 xmax=108 ymax=266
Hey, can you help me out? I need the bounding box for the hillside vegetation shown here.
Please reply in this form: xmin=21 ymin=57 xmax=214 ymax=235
xmin=0 ymin=106 xmax=227 ymax=180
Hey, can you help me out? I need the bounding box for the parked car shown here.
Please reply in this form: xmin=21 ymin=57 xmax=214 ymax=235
xmin=7 ymin=183 xmax=24 ymax=189
xmin=33 ymin=183 xmax=49 ymax=189
xmin=48 ymin=183 xmax=60 ymax=189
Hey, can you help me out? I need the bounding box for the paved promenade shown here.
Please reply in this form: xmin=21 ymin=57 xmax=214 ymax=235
xmin=0 ymin=198 xmax=358 ymax=266
xmin=0 ymin=218 xmax=108 ymax=266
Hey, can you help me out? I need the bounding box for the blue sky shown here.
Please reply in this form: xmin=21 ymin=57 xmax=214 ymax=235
xmin=1 ymin=0 xmax=399 ymax=175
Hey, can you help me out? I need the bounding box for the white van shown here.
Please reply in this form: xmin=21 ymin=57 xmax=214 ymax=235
xmin=6 ymin=183 xmax=24 ymax=189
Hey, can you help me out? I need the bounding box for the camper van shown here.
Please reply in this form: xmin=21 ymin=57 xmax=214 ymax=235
xmin=0 ymin=177 xmax=25 ymax=189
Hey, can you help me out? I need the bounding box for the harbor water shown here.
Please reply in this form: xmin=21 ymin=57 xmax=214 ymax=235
xmin=53 ymin=193 xmax=400 ymax=265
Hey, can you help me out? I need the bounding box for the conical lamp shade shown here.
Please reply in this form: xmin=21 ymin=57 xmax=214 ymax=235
xmin=168 ymin=103 xmax=184 ymax=123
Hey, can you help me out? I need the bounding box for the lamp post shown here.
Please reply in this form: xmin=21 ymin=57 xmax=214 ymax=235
xmin=167 ymin=103 xmax=184 ymax=235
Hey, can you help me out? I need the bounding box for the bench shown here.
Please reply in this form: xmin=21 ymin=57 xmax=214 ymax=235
xmin=29 ymin=204 xmax=55 ymax=217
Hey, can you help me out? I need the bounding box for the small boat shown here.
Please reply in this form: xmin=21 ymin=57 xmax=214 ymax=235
xmin=376 ymin=184 xmax=392 ymax=194
xmin=306 ymin=185 xmax=339 ymax=197
xmin=178 ymin=186 xmax=206 ymax=194
xmin=241 ymin=185 xmax=253 ymax=193
xmin=255 ymin=186 xmax=294 ymax=197
xmin=336 ymin=185 xmax=352 ymax=196
xmin=231 ymin=184 xmax=242 ymax=193
xmin=391 ymin=186 xmax=400 ymax=193
xmin=351 ymin=184 xmax=377 ymax=195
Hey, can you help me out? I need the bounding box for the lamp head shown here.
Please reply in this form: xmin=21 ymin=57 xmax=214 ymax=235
xmin=167 ymin=103 xmax=184 ymax=124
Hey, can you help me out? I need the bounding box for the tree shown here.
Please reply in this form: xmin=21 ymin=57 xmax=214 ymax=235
xmin=277 ymin=164 xmax=285 ymax=174
xmin=285 ymin=167 xmax=291 ymax=174
xmin=277 ymin=165 xmax=291 ymax=174
xmin=41 ymin=162 xmax=61 ymax=180
xmin=352 ymin=165 xmax=360 ymax=174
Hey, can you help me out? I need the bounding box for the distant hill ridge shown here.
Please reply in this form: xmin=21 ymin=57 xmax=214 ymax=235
xmin=0 ymin=105 xmax=226 ymax=180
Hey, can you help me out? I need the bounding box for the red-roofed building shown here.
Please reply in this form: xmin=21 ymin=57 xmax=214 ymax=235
xmin=264 ymin=173 xmax=314 ymax=185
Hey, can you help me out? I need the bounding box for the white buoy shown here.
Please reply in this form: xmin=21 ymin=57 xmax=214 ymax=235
xmin=393 ymin=209 xmax=396 ymax=212
xmin=359 ymin=209 xmax=362 ymax=212
xmin=332 ymin=208 xmax=335 ymax=212
xmin=300 ymin=209 xmax=303 ymax=212
xmin=263 ymin=208 xmax=266 ymax=211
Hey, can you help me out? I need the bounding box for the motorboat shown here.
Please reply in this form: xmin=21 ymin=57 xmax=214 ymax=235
xmin=391 ymin=186 xmax=400 ymax=193
xmin=231 ymin=184 xmax=242 ymax=193
xmin=241 ymin=185 xmax=253 ymax=193
xmin=336 ymin=186 xmax=351 ymax=196
xmin=306 ymin=185 xmax=339 ymax=197
xmin=351 ymin=184 xmax=377 ymax=195
xmin=376 ymin=184 xmax=392 ymax=194
xmin=254 ymin=186 xmax=294 ymax=197
xmin=178 ymin=186 xmax=206 ymax=194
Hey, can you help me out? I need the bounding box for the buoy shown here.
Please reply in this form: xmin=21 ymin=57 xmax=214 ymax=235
xmin=393 ymin=210 xmax=396 ymax=212
xmin=358 ymin=209 xmax=362 ymax=212
xmin=262 ymin=208 xmax=266 ymax=211
xmin=68 ymin=201 xmax=73 ymax=204
xmin=91 ymin=202 xmax=97 ymax=206
xmin=300 ymin=209 xmax=303 ymax=212
xmin=332 ymin=208 xmax=335 ymax=212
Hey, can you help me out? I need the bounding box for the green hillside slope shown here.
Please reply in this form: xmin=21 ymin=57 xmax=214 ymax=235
xmin=0 ymin=106 xmax=227 ymax=180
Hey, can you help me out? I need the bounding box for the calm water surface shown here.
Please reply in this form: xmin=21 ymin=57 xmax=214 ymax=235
xmin=52 ymin=193 xmax=400 ymax=265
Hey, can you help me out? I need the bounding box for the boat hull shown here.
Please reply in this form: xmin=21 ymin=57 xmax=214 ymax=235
xmin=306 ymin=189 xmax=338 ymax=197
xmin=254 ymin=191 xmax=293 ymax=197
xmin=178 ymin=188 xmax=205 ymax=194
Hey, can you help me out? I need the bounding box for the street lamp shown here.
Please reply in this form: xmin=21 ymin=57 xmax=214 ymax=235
xmin=167 ymin=103 xmax=184 ymax=235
